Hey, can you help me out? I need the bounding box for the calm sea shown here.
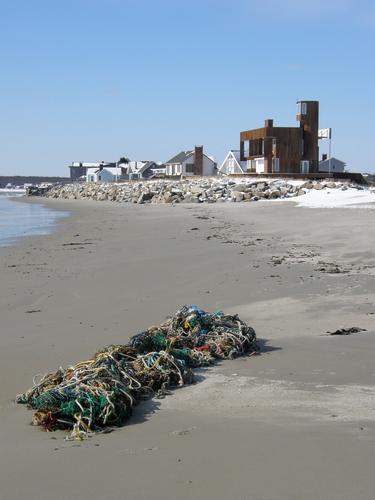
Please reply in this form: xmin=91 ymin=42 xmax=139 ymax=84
xmin=0 ymin=193 xmax=69 ymax=247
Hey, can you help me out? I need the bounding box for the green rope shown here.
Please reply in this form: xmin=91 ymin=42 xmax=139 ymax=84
xmin=16 ymin=305 xmax=258 ymax=439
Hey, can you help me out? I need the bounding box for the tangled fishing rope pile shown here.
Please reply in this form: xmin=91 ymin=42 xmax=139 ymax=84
xmin=16 ymin=305 xmax=257 ymax=440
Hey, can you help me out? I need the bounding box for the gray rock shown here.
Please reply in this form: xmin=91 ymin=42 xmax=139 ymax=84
xmin=269 ymin=190 xmax=281 ymax=198
xmin=233 ymin=192 xmax=244 ymax=202
xmin=231 ymin=184 xmax=248 ymax=192
xmin=37 ymin=176 xmax=362 ymax=206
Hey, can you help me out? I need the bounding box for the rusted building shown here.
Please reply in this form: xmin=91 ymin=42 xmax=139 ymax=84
xmin=240 ymin=100 xmax=319 ymax=175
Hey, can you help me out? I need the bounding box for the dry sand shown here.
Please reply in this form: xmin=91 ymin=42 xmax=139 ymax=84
xmin=1 ymin=198 xmax=375 ymax=500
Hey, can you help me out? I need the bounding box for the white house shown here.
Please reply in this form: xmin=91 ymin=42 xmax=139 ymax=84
xmin=165 ymin=146 xmax=217 ymax=177
xmin=219 ymin=150 xmax=247 ymax=175
xmin=318 ymin=156 xmax=346 ymax=173
xmin=85 ymin=160 xmax=166 ymax=182
xmin=86 ymin=166 xmax=124 ymax=183
xmin=69 ymin=161 xmax=111 ymax=181
xmin=123 ymin=161 xmax=146 ymax=178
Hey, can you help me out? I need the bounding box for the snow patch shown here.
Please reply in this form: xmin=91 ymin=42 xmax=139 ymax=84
xmin=295 ymin=188 xmax=375 ymax=209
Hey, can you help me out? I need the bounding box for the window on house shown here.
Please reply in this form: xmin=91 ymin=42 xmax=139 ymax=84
xmin=255 ymin=158 xmax=265 ymax=173
xmin=227 ymin=159 xmax=234 ymax=173
xmin=272 ymin=138 xmax=277 ymax=156
xmin=298 ymin=102 xmax=307 ymax=115
xmin=300 ymin=160 xmax=310 ymax=174
xmin=247 ymin=160 xmax=254 ymax=172
xmin=272 ymin=158 xmax=280 ymax=172
xmin=185 ymin=164 xmax=194 ymax=173
xmin=248 ymin=139 xmax=263 ymax=157
xmin=243 ymin=140 xmax=250 ymax=157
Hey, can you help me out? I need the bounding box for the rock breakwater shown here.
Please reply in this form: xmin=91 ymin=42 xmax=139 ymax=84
xmin=29 ymin=178 xmax=363 ymax=204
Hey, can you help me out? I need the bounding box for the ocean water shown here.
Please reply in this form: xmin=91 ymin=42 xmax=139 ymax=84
xmin=0 ymin=194 xmax=69 ymax=247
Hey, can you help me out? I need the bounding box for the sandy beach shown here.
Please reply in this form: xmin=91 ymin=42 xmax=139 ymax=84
xmin=1 ymin=198 xmax=375 ymax=500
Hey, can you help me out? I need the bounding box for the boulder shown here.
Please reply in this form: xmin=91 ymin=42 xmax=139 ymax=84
xmin=231 ymin=184 xmax=248 ymax=192
xmin=233 ymin=192 xmax=244 ymax=202
xmin=189 ymin=186 xmax=205 ymax=195
xmin=269 ymin=190 xmax=281 ymax=198
xmin=163 ymin=193 xmax=174 ymax=203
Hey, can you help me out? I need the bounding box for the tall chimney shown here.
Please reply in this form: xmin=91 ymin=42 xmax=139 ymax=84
xmin=322 ymin=153 xmax=327 ymax=161
xmin=264 ymin=119 xmax=273 ymax=128
xmin=194 ymin=146 xmax=203 ymax=176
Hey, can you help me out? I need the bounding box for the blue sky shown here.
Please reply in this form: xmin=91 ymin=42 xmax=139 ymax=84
xmin=0 ymin=0 xmax=374 ymax=176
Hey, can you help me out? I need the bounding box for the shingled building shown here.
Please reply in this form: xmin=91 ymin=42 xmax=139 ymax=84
xmin=240 ymin=100 xmax=319 ymax=175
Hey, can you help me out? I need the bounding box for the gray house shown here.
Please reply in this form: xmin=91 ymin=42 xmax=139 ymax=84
xmin=131 ymin=161 xmax=166 ymax=179
xmin=318 ymin=156 xmax=346 ymax=173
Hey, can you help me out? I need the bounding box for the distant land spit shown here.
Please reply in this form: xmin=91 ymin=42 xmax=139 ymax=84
xmin=0 ymin=176 xmax=70 ymax=188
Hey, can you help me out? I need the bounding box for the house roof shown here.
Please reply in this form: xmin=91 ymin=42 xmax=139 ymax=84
xmin=165 ymin=150 xmax=217 ymax=166
xmin=137 ymin=161 xmax=156 ymax=174
xmin=88 ymin=167 xmax=122 ymax=175
xmin=118 ymin=161 xmax=146 ymax=174
xmin=71 ymin=162 xmax=110 ymax=168
xmin=104 ymin=167 xmax=123 ymax=175
xmin=165 ymin=151 xmax=193 ymax=164
xmin=219 ymin=150 xmax=247 ymax=173
xmin=319 ymin=157 xmax=346 ymax=166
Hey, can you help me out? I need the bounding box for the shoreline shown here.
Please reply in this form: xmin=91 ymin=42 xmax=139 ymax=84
xmin=0 ymin=196 xmax=71 ymax=252
xmin=1 ymin=198 xmax=375 ymax=500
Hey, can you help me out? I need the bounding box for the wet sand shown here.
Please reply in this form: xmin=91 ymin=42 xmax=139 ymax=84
xmin=1 ymin=198 xmax=375 ymax=500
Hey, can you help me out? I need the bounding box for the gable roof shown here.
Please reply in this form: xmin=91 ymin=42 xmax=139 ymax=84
xmin=219 ymin=150 xmax=247 ymax=173
xmin=124 ymin=161 xmax=146 ymax=174
xmin=319 ymin=157 xmax=346 ymax=166
xmin=72 ymin=162 xmax=110 ymax=168
xmin=165 ymin=151 xmax=193 ymax=164
xmin=137 ymin=161 xmax=157 ymax=174
xmin=95 ymin=167 xmax=121 ymax=175
xmin=165 ymin=150 xmax=217 ymax=166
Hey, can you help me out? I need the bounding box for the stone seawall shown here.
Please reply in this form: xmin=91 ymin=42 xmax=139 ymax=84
xmin=29 ymin=178 xmax=359 ymax=204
